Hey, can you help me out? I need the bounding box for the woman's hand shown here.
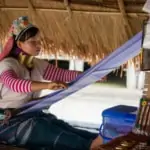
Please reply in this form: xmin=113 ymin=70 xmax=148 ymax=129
xmin=31 ymin=81 xmax=68 ymax=92
xmin=48 ymin=82 xmax=68 ymax=90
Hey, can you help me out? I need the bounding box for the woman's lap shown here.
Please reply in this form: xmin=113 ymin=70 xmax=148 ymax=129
xmin=0 ymin=112 xmax=96 ymax=150
xmin=27 ymin=118 xmax=93 ymax=150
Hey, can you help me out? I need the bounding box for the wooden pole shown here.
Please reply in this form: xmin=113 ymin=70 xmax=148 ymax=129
xmin=117 ymin=0 xmax=137 ymax=89
xmin=0 ymin=144 xmax=27 ymax=150
xmin=55 ymin=54 xmax=58 ymax=68
xmin=64 ymin=0 xmax=72 ymax=18
xmin=117 ymin=0 xmax=133 ymax=38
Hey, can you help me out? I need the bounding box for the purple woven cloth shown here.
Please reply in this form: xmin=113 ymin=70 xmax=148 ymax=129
xmin=20 ymin=32 xmax=142 ymax=114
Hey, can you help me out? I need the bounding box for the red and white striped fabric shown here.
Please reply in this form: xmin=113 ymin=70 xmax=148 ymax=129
xmin=0 ymin=65 xmax=79 ymax=93
xmin=43 ymin=64 xmax=79 ymax=82
xmin=0 ymin=70 xmax=32 ymax=93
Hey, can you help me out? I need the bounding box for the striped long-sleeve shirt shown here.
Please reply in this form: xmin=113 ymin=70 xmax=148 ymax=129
xmin=0 ymin=70 xmax=32 ymax=93
xmin=0 ymin=64 xmax=79 ymax=93
xmin=43 ymin=64 xmax=79 ymax=82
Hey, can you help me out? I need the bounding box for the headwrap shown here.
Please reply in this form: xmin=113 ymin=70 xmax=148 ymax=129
xmin=0 ymin=16 xmax=35 ymax=61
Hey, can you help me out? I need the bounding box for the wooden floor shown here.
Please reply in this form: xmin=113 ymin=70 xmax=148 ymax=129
xmin=0 ymin=145 xmax=27 ymax=150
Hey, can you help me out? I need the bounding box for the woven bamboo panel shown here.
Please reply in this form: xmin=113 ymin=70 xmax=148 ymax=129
xmin=143 ymin=72 xmax=150 ymax=98
xmin=141 ymin=50 xmax=150 ymax=71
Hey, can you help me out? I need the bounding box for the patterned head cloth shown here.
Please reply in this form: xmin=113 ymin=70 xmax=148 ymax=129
xmin=0 ymin=16 xmax=35 ymax=61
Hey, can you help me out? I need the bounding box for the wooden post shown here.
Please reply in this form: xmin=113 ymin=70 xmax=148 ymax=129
xmin=55 ymin=54 xmax=58 ymax=68
xmin=74 ymin=59 xmax=84 ymax=71
xmin=137 ymin=71 xmax=145 ymax=90
xmin=117 ymin=0 xmax=136 ymax=89
xmin=69 ymin=59 xmax=75 ymax=70
xmin=126 ymin=61 xmax=136 ymax=89
xmin=117 ymin=0 xmax=133 ymax=38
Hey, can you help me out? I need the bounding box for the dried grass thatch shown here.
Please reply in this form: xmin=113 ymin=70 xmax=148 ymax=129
xmin=0 ymin=0 xmax=147 ymax=65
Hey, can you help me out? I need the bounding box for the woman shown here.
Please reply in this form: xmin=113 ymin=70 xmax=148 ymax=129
xmin=0 ymin=16 xmax=103 ymax=150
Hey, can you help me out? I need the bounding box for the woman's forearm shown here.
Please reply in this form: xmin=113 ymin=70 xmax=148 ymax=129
xmin=1 ymin=69 xmax=67 ymax=93
xmin=43 ymin=64 xmax=79 ymax=82
xmin=0 ymin=70 xmax=50 ymax=93
xmin=31 ymin=81 xmax=49 ymax=92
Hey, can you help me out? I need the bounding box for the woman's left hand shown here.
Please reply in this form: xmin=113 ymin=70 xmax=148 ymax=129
xmin=48 ymin=81 xmax=68 ymax=90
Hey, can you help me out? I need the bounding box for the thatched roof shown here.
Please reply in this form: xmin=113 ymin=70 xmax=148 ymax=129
xmin=0 ymin=0 xmax=147 ymax=64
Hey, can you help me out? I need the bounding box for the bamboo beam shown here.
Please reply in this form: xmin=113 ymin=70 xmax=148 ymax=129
xmin=64 ymin=0 xmax=72 ymax=18
xmin=117 ymin=0 xmax=133 ymax=38
xmin=0 ymin=7 xmax=147 ymax=18
xmin=49 ymin=0 xmax=145 ymax=8
xmin=28 ymin=0 xmax=36 ymax=23
xmin=2 ymin=1 xmax=145 ymax=13
xmin=48 ymin=0 xmax=144 ymax=12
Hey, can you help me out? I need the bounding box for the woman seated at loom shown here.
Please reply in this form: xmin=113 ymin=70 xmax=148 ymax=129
xmin=0 ymin=16 xmax=103 ymax=150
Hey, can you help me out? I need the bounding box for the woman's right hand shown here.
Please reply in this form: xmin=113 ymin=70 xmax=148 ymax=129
xmin=47 ymin=82 xmax=68 ymax=90
xmin=31 ymin=81 xmax=68 ymax=92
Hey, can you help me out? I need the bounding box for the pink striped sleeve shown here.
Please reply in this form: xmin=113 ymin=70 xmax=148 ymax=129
xmin=43 ymin=64 xmax=79 ymax=82
xmin=0 ymin=70 xmax=32 ymax=93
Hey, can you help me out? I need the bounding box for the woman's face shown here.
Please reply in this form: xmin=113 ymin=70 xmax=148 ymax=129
xmin=18 ymin=32 xmax=41 ymax=56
